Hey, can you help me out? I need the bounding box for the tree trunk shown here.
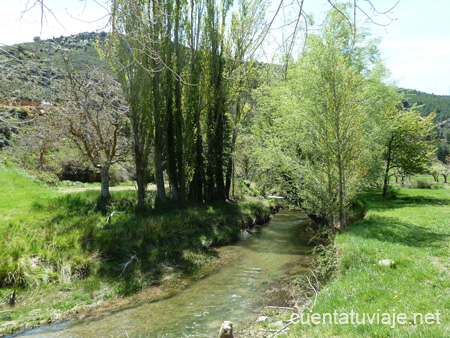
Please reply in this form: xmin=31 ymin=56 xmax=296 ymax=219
xmin=225 ymin=157 xmax=232 ymax=200
xmin=382 ymin=134 xmax=394 ymax=198
xmin=225 ymin=129 xmax=237 ymax=200
xmin=135 ymin=149 xmax=146 ymax=210
xmin=338 ymin=159 xmax=345 ymax=230
xmin=39 ymin=149 xmax=45 ymax=169
xmin=155 ymin=149 xmax=166 ymax=204
xmin=189 ymin=132 xmax=204 ymax=203
xmin=100 ymin=164 xmax=111 ymax=201
xmin=174 ymin=0 xmax=185 ymax=203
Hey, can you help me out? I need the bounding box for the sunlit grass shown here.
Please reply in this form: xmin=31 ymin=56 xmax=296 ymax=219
xmin=286 ymin=188 xmax=450 ymax=337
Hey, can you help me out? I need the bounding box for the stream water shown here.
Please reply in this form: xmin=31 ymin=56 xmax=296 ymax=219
xmin=10 ymin=210 xmax=313 ymax=338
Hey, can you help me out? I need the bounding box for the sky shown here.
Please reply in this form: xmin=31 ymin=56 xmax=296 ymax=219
xmin=0 ymin=0 xmax=449 ymax=96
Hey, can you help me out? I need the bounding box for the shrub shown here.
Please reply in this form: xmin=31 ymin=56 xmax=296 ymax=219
xmin=415 ymin=180 xmax=432 ymax=189
xmin=312 ymin=243 xmax=337 ymax=282
xmin=57 ymin=160 xmax=100 ymax=183
xmin=31 ymin=170 xmax=60 ymax=186
xmin=0 ymin=125 xmax=12 ymax=140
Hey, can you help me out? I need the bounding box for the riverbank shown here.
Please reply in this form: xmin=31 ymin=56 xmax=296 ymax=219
xmin=0 ymin=165 xmax=278 ymax=337
xmin=242 ymin=186 xmax=450 ymax=337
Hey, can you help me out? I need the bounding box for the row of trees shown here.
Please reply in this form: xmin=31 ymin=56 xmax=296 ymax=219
xmin=20 ymin=0 xmax=265 ymax=207
xmin=104 ymin=0 xmax=267 ymax=208
xmin=430 ymin=159 xmax=450 ymax=183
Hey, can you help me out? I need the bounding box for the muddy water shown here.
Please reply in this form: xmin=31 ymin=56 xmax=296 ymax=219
xmin=11 ymin=210 xmax=313 ymax=338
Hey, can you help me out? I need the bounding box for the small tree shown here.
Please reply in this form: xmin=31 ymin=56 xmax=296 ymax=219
xmin=58 ymin=60 xmax=129 ymax=202
xmin=382 ymin=104 xmax=436 ymax=197
xmin=430 ymin=161 xmax=444 ymax=183
xmin=24 ymin=114 xmax=57 ymax=169
xmin=442 ymin=164 xmax=450 ymax=183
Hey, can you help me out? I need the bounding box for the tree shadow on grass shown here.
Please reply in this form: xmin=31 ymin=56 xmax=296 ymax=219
xmin=348 ymin=214 xmax=449 ymax=250
xmin=357 ymin=189 xmax=450 ymax=212
xmin=32 ymin=191 xmax=261 ymax=288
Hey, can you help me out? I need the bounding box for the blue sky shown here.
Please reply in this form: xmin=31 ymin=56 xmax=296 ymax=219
xmin=0 ymin=0 xmax=449 ymax=95
xmin=369 ymin=0 xmax=450 ymax=95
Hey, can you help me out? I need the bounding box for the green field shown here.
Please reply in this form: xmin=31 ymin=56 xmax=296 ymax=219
xmin=285 ymin=187 xmax=450 ymax=337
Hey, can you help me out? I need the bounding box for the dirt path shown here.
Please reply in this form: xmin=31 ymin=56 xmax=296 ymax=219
xmin=60 ymin=185 xmax=158 ymax=193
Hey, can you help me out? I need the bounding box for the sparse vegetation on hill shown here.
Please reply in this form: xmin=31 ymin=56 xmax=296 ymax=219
xmin=0 ymin=32 xmax=105 ymax=103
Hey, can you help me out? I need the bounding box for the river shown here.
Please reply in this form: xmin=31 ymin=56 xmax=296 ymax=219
xmin=9 ymin=210 xmax=313 ymax=338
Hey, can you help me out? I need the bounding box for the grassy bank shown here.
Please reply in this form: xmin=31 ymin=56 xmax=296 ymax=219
xmin=276 ymin=186 xmax=450 ymax=337
xmin=0 ymin=165 xmax=276 ymax=336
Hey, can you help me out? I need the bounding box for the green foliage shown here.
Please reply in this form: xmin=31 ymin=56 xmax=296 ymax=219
xmin=415 ymin=180 xmax=433 ymax=189
xmin=248 ymin=6 xmax=396 ymax=230
xmin=381 ymin=104 xmax=437 ymax=196
xmin=30 ymin=170 xmax=60 ymax=186
xmin=399 ymin=89 xmax=450 ymax=162
xmin=311 ymin=244 xmax=337 ymax=282
xmin=109 ymin=0 xmax=267 ymax=206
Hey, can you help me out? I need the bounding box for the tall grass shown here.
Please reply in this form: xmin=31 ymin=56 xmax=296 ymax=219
xmin=0 ymin=165 xmax=274 ymax=335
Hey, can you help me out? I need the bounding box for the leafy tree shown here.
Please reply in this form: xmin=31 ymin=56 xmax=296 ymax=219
xmin=442 ymin=163 xmax=450 ymax=183
xmin=110 ymin=0 xmax=265 ymax=206
xmin=381 ymin=104 xmax=436 ymax=197
xmin=251 ymin=6 xmax=394 ymax=231
xmin=224 ymin=0 xmax=267 ymax=198
xmin=111 ymin=1 xmax=158 ymax=209
xmin=16 ymin=114 xmax=58 ymax=169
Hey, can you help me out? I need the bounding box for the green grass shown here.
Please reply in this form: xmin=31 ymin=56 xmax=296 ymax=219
xmin=285 ymin=187 xmax=450 ymax=338
xmin=0 ymin=165 xmax=274 ymax=336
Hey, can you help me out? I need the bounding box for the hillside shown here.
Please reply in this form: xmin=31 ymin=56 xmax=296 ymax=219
xmin=402 ymin=88 xmax=450 ymax=124
xmin=0 ymin=32 xmax=125 ymax=183
xmin=1 ymin=33 xmax=449 ymax=120
xmin=400 ymin=89 xmax=450 ymax=162
xmin=0 ymin=32 xmax=106 ymax=104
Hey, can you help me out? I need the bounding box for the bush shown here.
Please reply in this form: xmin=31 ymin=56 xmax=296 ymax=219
xmin=415 ymin=180 xmax=432 ymax=189
xmin=0 ymin=125 xmax=12 ymax=140
xmin=312 ymin=243 xmax=337 ymax=282
xmin=31 ymin=170 xmax=60 ymax=186
xmin=109 ymin=162 xmax=134 ymax=184
xmin=57 ymin=160 xmax=100 ymax=183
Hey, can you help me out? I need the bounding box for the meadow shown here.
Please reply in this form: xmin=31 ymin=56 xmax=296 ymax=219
xmin=284 ymin=185 xmax=450 ymax=337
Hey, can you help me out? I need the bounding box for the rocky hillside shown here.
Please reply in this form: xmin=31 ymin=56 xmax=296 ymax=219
xmin=0 ymin=32 xmax=108 ymax=150
xmin=0 ymin=32 xmax=106 ymax=104
xmin=0 ymin=32 xmax=132 ymax=183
